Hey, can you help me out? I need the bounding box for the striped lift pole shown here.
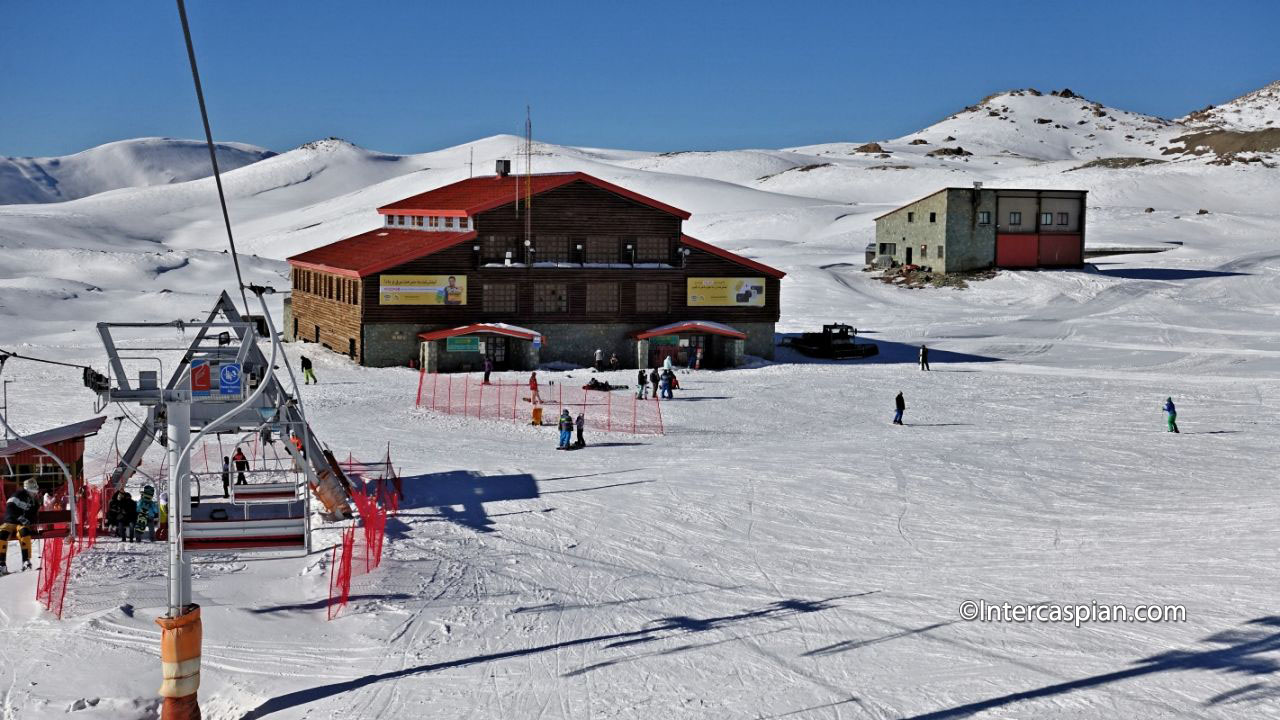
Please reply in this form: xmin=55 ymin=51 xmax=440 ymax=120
xmin=159 ymin=396 xmax=201 ymax=719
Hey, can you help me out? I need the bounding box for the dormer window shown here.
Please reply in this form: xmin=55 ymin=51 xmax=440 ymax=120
xmin=444 ymin=216 xmax=455 ymax=229
xmin=429 ymin=216 xmax=440 ymax=228
xmin=459 ymin=217 xmax=469 ymax=230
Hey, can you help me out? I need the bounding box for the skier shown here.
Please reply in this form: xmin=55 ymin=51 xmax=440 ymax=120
xmin=483 ymin=356 xmax=493 ymax=385
xmin=557 ymin=410 xmax=573 ymax=449
xmin=260 ymin=423 xmax=273 ymax=447
xmin=636 ymin=369 xmax=648 ymax=399
xmin=233 ymin=447 xmax=249 ymax=485
xmin=893 ymin=391 xmax=906 ymax=425
xmin=0 ymin=478 xmax=41 ymax=574
xmin=919 ymin=345 xmax=930 ymax=371
xmin=594 ymin=348 xmax=604 ymax=371
xmin=649 ymin=368 xmax=660 ymax=399
xmin=1164 ymin=397 xmax=1179 ymax=433
xmin=135 ymin=485 xmax=160 ymax=542
xmin=609 ymin=353 xmax=620 ymax=371
xmin=529 ymin=372 xmax=542 ymax=404
xmin=574 ymin=412 xmax=586 ymax=449
xmin=301 ymin=355 xmax=317 ymax=384
xmin=117 ymin=490 xmax=137 ymax=542
xmin=221 ymin=456 xmax=231 ymax=498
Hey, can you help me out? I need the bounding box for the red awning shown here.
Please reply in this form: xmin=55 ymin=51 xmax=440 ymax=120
xmin=632 ymin=321 xmax=747 ymax=340
xmin=418 ymin=323 xmax=543 ymax=343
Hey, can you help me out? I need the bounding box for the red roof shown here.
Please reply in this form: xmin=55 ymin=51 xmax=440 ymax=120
xmin=680 ymin=235 xmax=786 ymax=279
xmin=633 ymin=321 xmax=747 ymax=340
xmin=418 ymin=323 xmax=542 ymax=342
xmin=287 ymin=229 xmax=477 ymax=278
xmin=378 ymin=172 xmax=692 ymax=220
xmin=0 ymin=416 xmax=106 ymax=460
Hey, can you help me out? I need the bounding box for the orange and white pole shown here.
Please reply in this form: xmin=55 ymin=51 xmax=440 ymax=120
xmin=156 ymin=605 xmax=202 ymax=719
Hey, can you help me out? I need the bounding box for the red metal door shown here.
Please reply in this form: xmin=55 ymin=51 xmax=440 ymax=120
xmin=1038 ymin=234 xmax=1082 ymax=266
xmin=996 ymin=234 xmax=1038 ymax=267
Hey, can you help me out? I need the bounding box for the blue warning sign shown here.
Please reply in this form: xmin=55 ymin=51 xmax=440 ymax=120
xmin=219 ymin=363 xmax=242 ymax=396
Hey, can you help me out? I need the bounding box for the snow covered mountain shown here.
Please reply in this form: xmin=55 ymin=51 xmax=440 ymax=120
xmin=0 ymin=137 xmax=275 ymax=205
xmin=1181 ymin=79 xmax=1280 ymax=131
xmin=2 ymin=83 xmax=1280 ymax=720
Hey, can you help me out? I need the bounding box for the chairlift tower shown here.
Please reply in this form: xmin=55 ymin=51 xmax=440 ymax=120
xmin=90 ymin=287 xmax=356 ymax=717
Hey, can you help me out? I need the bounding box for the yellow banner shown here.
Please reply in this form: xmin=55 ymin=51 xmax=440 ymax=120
xmin=379 ymin=275 xmax=467 ymax=306
xmin=686 ymin=277 xmax=765 ymax=307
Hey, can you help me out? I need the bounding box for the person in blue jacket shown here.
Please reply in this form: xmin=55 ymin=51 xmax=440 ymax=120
xmin=135 ymin=484 xmax=161 ymax=542
xmin=1164 ymin=397 xmax=1179 ymax=433
xmin=556 ymin=410 xmax=573 ymax=449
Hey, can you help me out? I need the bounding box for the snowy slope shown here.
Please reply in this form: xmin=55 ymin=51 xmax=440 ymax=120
xmin=1 ymin=82 xmax=1280 ymax=720
xmin=1181 ymin=80 xmax=1280 ymax=131
xmin=0 ymin=138 xmax=275 ymax=205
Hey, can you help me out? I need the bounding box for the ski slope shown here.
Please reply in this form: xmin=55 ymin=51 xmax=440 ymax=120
xmin=1 ymin=83 xmax=1280 ymax=719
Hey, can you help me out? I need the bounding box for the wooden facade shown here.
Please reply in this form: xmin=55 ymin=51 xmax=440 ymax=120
xmin=289 ymin=176 xmax=783 ymax=366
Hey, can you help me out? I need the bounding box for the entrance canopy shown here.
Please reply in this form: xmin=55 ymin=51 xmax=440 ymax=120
xmin=632 ymin=320 xmax=747 ymax=341
xmin=418 ymin=323 xmax=543 ymax=343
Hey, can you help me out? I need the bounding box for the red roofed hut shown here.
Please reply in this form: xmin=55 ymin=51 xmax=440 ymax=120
xmin=0 ymin=416 xmax=106 ymax=498
xmin=286 ymin=166 xmax=784 ymax=370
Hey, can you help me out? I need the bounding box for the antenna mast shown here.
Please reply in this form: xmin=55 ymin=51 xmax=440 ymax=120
xmin=524 ymin=106 xmax=533 ymax=250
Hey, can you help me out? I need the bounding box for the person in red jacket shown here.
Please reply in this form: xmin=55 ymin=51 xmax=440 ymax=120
xmin=528 ymin=372 xmax=542 ymax=404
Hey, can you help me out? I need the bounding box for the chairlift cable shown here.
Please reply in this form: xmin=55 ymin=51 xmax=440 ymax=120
xmin=175 ymin=0 xmax=252 ymax=318
xmin=0 ymin=347 xmax=95 ymax=373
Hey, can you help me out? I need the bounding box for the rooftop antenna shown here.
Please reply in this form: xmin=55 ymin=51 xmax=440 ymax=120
xmin=524 ymin=105 xmax=532 ymax=250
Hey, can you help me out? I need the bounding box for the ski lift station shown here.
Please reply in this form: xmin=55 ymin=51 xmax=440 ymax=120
xmin=0 ymin=416 xmax=105 ymax=498
xmin=285 ymin=164 xmax=785 ymax=371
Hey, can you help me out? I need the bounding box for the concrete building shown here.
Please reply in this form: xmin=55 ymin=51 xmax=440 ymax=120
xmin=873 ymin=185 xmax=1087 ymax=272
xmin=286 ymin=166 xmax=784 ymax=370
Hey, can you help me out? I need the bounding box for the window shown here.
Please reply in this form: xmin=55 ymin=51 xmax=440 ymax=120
xmin=978 ymin=211 xmax=991 ymax=225
xmin=458 ymin=217 xmax=469 ymax=230
xmin=937 ymin=245 xmax=944 ymax=259
xmin=533 ymin=283 xmax=568 ymax=313
xmin=483 ymin=235 xmax=516 ymax=263
xmin=429 ymin=216 xmax=440 ymax=228
xmin=1009 ymin=211 xmax=1022 ymax=225
xmin=536 ymin=235 xmax=570 ymax=263
xmin=878 ymin=242 xmax=897 ymax=256
xmin=920 ymin=245 xmax=928 ymax=259
xmin=907 ymin=212 xmax=915 ymax=223
xmin=585 ymin=236 xmax=617 ymax=264
xmin=483 ymin=283 xmax=518 ymax=313
xmin=586 ymin=283 xmax=619 ymax=314
xmin=929 ymin=212 xmax=937 ymax=223
xmin=444 ymin=216 xmax=455 ymax=229
xmin=413 ymin=216 xmax=423 ymax=227
xmin=1040 ymin=212 xmax=1053 ymax=226
xmin=635 ymin=236 xmax=669 ymax=263
xmin=1057 ymin=212 xmax=1069 ymax=225
xmin=636 ymin=282 xmax=669 ymax=312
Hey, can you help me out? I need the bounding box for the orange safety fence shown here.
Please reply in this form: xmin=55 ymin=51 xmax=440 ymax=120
xmin=327 ymin=480 xmax=391 ymax=620
xmin=415 ymin=372 xmax=664 ymax=435
xmin=36 ymin=536 xmax=74 ymax=619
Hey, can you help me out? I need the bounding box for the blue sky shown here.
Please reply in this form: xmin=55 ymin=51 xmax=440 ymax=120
xmin=1 ymin=1 xmax=1276 ymax=156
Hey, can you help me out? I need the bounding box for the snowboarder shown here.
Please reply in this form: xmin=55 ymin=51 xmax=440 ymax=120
xmin=483 ymin=356 xmax=493 ymax=385
xmin=135 ymin=485 xmax=160 ymax=542
xmin=0 ymin=478 xmax=41 ymax=573
xmin=594 ymin=348 xmax=604 ymax=371
xmin=301 ymin=355 xmax=317 ymax=385
xmin=233 ymin=447 xmax=249 ymax=485
xmin=574 ymin=412 xmax=586 ymax=448
xmin=893 ymin=391 xmax=906 ymax=425
xmin=557 ymin=410 xmax=573 ymax=449
xmin=919 ymin=345 xmax=930 ymax=371
xmin=116 ymin=490 xmax=137 ymax=542
xmin=649 ymin=368 xmax=660 ymax=399
xmin=529 ymin=372 xmax=542 ymax=404
xmin=609 ymin=353 xmax=619 ymax=371
xmin=1164 ymin=397 xmax=1179 ymax=433
xmin=221 ymin=456 xmax=231 ymax=497
xmin=636 ymin=369 xmax=648 ymax=399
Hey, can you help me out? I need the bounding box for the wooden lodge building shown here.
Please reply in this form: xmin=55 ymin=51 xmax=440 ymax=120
xmin=285 ymin=165 xmax=784 ymax=371
xmin=0 ymin=416 xmax=105 ymax=498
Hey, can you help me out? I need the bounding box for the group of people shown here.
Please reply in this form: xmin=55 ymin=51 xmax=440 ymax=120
xmin=0 ymin=478 xmax=41 ymax=574
xmin=593 ymin=349 xmax=620 ymax=372
xmin=105 ymin=484 xmax=163 ymax=543
xmin=636 ymin=366 xmax=679 ymax=400
xmin=557 ymin=410 xmax=587 ymax=449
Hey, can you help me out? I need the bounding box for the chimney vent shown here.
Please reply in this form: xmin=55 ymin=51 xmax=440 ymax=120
xmin=496 ymin=159 xmax=511 ymax=177
xmin=973 ymin=181 xmax=983 ymax=190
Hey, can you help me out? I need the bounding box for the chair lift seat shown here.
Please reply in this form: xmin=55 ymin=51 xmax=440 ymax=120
xmin=183 ymin=500 xmax=307 ymax=554
xmin=231 ymin=481 xmax=300 ymax=503
xmin=32 ymin=509 xmax=72 ymax=540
